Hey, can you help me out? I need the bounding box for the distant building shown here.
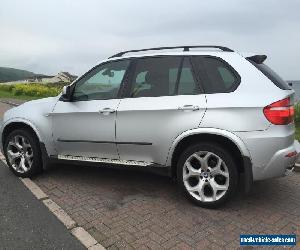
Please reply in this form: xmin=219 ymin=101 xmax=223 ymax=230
xmin=30 ymin=74 xmax=52 ymax=82
xmin=42 ymin=72 xmax=77 ymax=83
xmin=27 ymin=72 xmax=77 ymax=83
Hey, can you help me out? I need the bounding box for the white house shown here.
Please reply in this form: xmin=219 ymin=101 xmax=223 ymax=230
xmin=41 ymin=72 xmax=77 ymax=83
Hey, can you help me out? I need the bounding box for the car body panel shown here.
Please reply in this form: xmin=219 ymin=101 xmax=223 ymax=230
xmin=235 ymin=123 xmax=296 ymax=180
xmin=0 ymin=96 xmax=59 ymax=155
xmin=116 ymin=94 xmax=207 ymax=165
xmin=51 ymin=99 xmax=121 ymax=159
xmin=165 ymin=127 xmax=251 ymax=166
xmin=200 ymin=54 xmax=294 ymax=132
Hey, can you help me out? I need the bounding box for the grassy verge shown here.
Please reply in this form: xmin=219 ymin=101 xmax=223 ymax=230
xmin=0 ymin=90 xmax=41 ymax=101
xmin=295 ymin=104 xmax=300 ymax=141
xmin=0 ymin=82 xmax=67 ymax=101
xmin=295 ymin=128 xmax=300 ymax=141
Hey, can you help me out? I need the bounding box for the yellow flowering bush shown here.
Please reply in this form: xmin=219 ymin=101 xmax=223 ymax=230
xmin=0 ymin=83 xmax=62 ymax=97
xmin=295 ymin=103 xmax=300 ymax=126
xmin=0 ymin=84 xmax=14 ymax=92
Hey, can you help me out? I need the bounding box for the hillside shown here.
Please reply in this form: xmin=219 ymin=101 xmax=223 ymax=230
xmin=0 ymin=67 xmax=36 ymax=82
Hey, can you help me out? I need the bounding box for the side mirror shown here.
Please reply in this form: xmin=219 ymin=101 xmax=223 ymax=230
xmin=288 ymin=82 xmax=293 ymax=87
xmin=61 ymin=85 xmax=71 ymax=101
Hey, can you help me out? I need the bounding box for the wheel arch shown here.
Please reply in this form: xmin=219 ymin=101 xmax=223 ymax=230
xmin=167 ymin=128 xmax=252 ymax=179
xmin=2 ymin=119 xmax=42 ymax=147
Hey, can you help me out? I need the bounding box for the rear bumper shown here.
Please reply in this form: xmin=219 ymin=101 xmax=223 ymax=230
xmin=254 ymin=140 xmax=300 ymax=180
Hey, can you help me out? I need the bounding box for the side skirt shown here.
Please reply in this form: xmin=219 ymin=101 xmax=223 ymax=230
xmin=45 ymin=154 xmax=172 ymax=177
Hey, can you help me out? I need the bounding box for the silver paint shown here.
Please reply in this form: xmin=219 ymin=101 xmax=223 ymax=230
xmin=0 ymin=50 xmax=299 ymax=182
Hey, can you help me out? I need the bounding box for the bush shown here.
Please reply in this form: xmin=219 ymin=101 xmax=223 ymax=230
xmin=0 ymin=84 xmax=15 ymax=92
xmin=295 ymin=104 xmax=300 ymax=126
xmin=0 ymin=83 xmax=63 ymax=98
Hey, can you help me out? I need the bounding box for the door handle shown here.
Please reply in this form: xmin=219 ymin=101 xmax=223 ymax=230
xmin=99 ymin=108 xmax=116 ymax=115
xmin=178 ymin=105 xmax=200 ymax=111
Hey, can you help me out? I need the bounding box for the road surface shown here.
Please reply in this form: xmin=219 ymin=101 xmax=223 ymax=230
xmin=0 ymin=160 xmax=84 ymax=250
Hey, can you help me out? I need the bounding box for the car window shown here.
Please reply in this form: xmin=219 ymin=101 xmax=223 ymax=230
xmin=129 ymin=57 xmax=181 ymax=98
xmin=73 ymin=60 xmax=129 ymax=101
xmin=249 ymin=61 xmax=290 ymax=90
xmin=217 ymin=67 xmax=236 ymax=89
xmin=197 ymin=57 xmax=240 ymax=93
xmin=168 ymin=68 xmax=178 ymax=95
xmin=177 ymin=58 xmax=199 ymax=95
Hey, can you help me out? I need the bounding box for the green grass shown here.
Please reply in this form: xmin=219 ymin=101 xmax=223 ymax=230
xmin=0 ymin=90 xmax=41 ymax=101
xmin=0 ymin=82 xmax=65 ymax=101
xmin=295 ymin=127 xmax=300 ymax=141
xmin=295 ymin=104 xmax=300 ymax=141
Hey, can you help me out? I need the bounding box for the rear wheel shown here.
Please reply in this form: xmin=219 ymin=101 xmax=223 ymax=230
xmin=177 ymin=143 xmax=238 ymax=208
xmin=4 ymin=129 xmax=43 ymax=177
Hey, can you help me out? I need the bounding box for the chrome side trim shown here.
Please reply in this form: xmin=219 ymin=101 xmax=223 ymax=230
xmin=57 ymin=155 xmax=150 ymax=166
xmin=57 ymin=138 xmax=152 ymax=145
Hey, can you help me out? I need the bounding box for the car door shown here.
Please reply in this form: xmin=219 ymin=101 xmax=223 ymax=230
xmin=51 ymin=59 xmax=130 ymax=159
xmin=116 ymin=56 xmax=207 ymax=165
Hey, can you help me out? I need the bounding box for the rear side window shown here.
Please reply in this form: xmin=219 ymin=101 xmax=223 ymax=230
xmin=128 ymin=56 xmax=200 ymax=98
xmin=129 ymin=57 xmax=181 ymax=98
xmin=249 ymin=61 xmax=291 ymax=90
xmin=195 ymin=56 xmax=240 ymax=94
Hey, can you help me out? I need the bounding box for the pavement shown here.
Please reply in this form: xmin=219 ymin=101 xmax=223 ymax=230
xmin=0 ymin=160 xmax=85 ymax=250
xmin=1 ymin=100 xmax=300 ymax=249
xmin=34 ymin=164 xmax=300 ymax=250
xmin=0 ymin=101 xmax=12 ymax=119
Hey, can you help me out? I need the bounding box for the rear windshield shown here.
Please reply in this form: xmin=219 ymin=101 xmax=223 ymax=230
xmin=250 ymin=61 xmax=291 ymax=90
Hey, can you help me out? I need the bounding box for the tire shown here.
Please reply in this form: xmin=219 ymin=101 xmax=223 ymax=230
xmin=4 ymin=129 xmax=43 ymax=177
xmin=177 ymin=142 xmax=238 ymax=208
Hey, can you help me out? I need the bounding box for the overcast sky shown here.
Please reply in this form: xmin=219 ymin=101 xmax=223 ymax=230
xmin=0 ymin=0 xmax=299 ymax=79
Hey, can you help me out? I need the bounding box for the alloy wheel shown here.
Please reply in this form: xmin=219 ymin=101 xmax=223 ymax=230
xmin=6 ymin=135 xmax=34 ymax=173
xmin=183 ymin=151 xmax=229 ymax=202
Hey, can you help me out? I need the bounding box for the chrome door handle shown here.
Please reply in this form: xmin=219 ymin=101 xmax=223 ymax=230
xmin=178 ymin=105 xmax=200 ymax=111
xmin=99 ymin=108 xmax=116 ymax=115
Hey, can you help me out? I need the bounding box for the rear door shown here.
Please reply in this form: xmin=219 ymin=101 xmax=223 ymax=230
xmin=116 ymin=56 xmax=207 ymax=165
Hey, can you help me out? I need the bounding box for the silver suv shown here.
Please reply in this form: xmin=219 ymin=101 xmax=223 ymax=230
xmin=1 ymin=46 xmax=299 ymax=207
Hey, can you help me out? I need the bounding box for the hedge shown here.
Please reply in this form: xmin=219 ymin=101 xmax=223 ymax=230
xmin=0 ymin=83 xmax=64 ymax=98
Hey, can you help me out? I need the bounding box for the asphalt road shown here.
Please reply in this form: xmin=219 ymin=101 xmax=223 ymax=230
xmin=0 ymin=161 xmax=85 ymax=250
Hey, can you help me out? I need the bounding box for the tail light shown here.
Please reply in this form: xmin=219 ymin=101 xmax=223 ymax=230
xmin=263 ymin=97 xmax=294 ymax=125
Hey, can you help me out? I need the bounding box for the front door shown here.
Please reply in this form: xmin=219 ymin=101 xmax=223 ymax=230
xmin=116 ymin=56 xmax=207 ymax=165
xmin=51 ymin=59 xmax=130 ymax=159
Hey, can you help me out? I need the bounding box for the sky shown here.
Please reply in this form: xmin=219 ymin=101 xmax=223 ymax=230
xmin=0 ymin=0 xmax=299 ymax=79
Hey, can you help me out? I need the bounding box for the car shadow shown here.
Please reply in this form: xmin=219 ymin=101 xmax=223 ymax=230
xmin=33 ymin=163 xmax=300 ymax=213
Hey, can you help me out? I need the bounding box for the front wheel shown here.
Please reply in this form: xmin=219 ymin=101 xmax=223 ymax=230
xmin=177 ymin=143 xmax=238 ymax=208
xmin=4 ymin=129 xmax=43 ymax=177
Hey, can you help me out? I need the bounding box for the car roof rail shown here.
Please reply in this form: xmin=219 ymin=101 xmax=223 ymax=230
xmin=109 ymin=45 xmax=234 ymax=58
